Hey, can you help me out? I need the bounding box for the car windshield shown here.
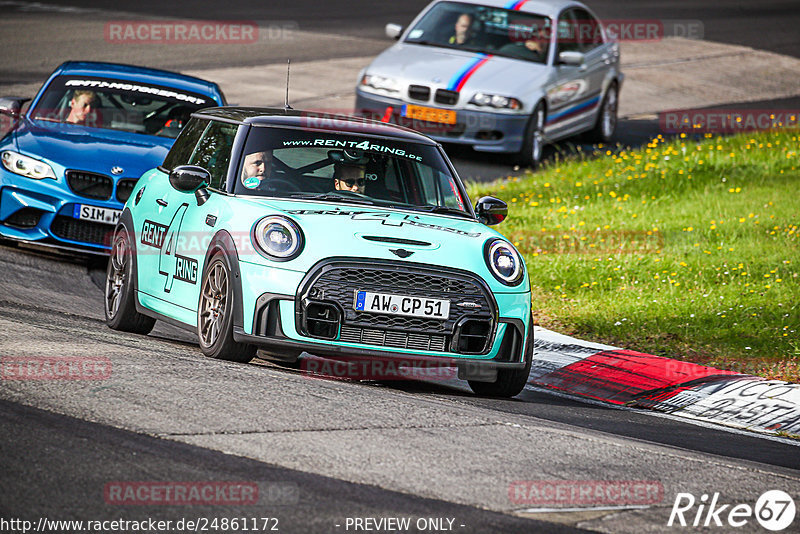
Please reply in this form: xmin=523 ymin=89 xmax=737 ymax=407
xmin=29 ymin=75 xmax=215 ymax=138
xmin=404 ymin=1 xmax=551 ymax=63
xmin=234 ymin=126 xmax=471 ymax=215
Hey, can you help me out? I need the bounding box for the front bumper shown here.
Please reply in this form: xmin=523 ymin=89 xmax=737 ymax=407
xmin=355 ymin=89 xmax=529 ymax=154
xmin=235 ymin=257 xmax=532 ymax=370
xmin=0 ymin=170 xmax=125 ymax=254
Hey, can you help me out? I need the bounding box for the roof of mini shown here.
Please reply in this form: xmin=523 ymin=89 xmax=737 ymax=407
xmin=192 ymin=107 xmax=440 ymax=145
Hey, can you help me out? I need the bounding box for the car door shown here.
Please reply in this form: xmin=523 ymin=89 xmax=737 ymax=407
xmin=544 ymin=8 xmax=598 ymax=140
xmin=572 ymin=8 xmax=611 ymax=130
xmin=153 ymin=120 xmax=238 ymax=324
xmin=135 ymin=118 xmax=208 ymax=301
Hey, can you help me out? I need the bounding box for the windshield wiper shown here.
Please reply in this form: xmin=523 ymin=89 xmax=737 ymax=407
xmin=289 ymin=193 xmax=375 ymax=205
xmin=410 ymin=206 xmax=474 ymax=219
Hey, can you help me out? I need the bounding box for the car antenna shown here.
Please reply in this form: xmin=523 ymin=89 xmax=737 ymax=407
xmin=284 ymin=59 xmax=293 ymax=110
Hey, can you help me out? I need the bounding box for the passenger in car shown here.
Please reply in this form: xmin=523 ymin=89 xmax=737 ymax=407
xmin=333 ymin=162 xmax=367 ymax=194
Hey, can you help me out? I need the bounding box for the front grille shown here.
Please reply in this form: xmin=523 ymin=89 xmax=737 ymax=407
xmin=3 ymin=207 xmax=44 ymax=228
xmin=340 ymin=326 xmax=447 ymax=352
xmin=408 ymin=85 xmax=430 ymax=101
xmin=116 ymin=178 xmax=137 ymax=202
xmin=434 ymin=89 xmax=459 ymax=105
xmin=299 ymin=261 xmax=496 ymax=353
xmin=50 ymin=215 xmax=113 ymax=246
xmin=66 ymin=171 xmax=113 ymax=200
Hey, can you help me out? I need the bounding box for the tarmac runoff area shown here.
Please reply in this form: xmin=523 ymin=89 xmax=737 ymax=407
xmin=183 ymin=37 xmax=800 ymax=121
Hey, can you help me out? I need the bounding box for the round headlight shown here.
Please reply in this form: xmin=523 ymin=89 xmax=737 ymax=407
xmin=253 ymin=216 xmax=304 ymax=261
xmin=485 ymin=239 xmax=524 ymax=285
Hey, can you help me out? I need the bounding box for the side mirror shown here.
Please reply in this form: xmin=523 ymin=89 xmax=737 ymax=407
xmin=0 ymin=97 xmax=30 ymax=118
xmin=557 ymin=51 xmax=585 ymax=66
xmin=385 ymin=23 xmax=404 ymax=40
xmin=169 ymin=165 xmax=211 ymax=205
xmin=475 ymin=196 xmax=508 ymax=226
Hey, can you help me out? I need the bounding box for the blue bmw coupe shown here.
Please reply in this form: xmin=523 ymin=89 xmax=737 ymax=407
xmin=0 ymin=61 xmax=226 ymax=254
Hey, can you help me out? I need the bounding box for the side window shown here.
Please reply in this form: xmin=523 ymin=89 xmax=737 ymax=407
xmin=162 ymin=118 xmax=208 ymax=170
xmin=556 ymin=9 xmax=581 ymax=54
xmin=188 ymin=121 xmax=238 ymax=190
xmin=573 ymin=9 xmax=603 ymax=51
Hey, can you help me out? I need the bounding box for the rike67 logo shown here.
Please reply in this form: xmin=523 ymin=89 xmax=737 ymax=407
xmin=668 ymin=490 xmax=796 ymax=531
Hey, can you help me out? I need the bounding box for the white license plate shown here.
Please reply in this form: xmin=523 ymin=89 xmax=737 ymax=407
xmin=72 ymin=204 xmax=121 ymax=225
xmin=354 ymin=291 xmax=450 ymax=319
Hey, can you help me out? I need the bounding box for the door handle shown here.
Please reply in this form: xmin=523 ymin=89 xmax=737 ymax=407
xmin=156 ymin=199 xmax=168 ymax=207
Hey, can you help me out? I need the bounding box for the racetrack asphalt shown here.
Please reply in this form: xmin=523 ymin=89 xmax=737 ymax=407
xmin=0 ymin=243 xmax=798 ymax=532
xmin=1 ymin=1 xmax=800 ymax=531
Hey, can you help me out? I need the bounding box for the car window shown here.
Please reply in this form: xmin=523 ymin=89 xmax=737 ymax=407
xmin=572 ymin=9 xmax=603 ymax=51
xmin=188 ymin=121 xmax=237 ymax=190
xmin=162 ymin=118 xmax=208 ymax=170
xmin=556 ymin=9 xmax=582 ymax=54
xmin=404 ymin=1 xmax=551 ymax=64
xmin=233 ymin=127 xmax=471 ymax=215
xmin=29 ymin=75 xmax=216 ymax=138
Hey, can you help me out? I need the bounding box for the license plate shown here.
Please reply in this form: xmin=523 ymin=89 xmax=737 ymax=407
xmin=354 ymin=291 xmax=450 ymax=319
xmin=402 ymin=104 xmax=457 ymax=125
xmin=72 ymin=204 xmax=121 ymax=225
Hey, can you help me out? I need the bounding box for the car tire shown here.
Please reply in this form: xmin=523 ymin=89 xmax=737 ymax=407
xmin=519 ymin=102 xmax=546 ymax=168
xmin=197 ymin=253 xmax=256 ymax=363
xmin=468 ymin=319 xmax=533 ymax=398
xmin=586 ymin=81 xmax=618 ymax=143
xmin=105 ymin=226 xmax=156 ymax=335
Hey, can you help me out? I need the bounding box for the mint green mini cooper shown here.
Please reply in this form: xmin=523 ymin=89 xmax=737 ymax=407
xmin=105 ymin=107 xmax=532 ymax=397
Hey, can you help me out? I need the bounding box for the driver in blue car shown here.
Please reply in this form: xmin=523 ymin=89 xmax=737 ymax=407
xmin=333 ymin=162 xmax=366 ymax=194
xmin=65 ymin=90 xmax=98 ymax=124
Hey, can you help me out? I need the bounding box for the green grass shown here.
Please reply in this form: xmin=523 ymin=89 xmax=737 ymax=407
xmin=468 ymin=131 xmax=800 ymax=381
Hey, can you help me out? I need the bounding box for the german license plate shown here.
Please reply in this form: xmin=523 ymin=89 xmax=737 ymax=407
xmin=354 ymin=291 xmax=450 ymax=319
xmin=402 ymin=104 xmax=457 ymax=125
xmin=72 ymin=204 xmax=121 ymax=225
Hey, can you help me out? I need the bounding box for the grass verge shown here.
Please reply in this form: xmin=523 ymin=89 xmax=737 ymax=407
xmin=468 ymin=131 xmax=799 ymax=381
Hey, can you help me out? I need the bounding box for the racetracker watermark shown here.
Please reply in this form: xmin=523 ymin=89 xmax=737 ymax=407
xmin=301 ymin=108 xmax=497 ymax=136
xmin=508 ymin=229 xmax=664 ymax=255
xmin=508 ymin=19 xmax=703 ymax=43
xmin=1 ymin=356 xmax=111 ymax=380
xmin=301 ymin=355 xmax=458 ymax=382
xmin=104 ymin=20 xmax=298 ymax=44
xmin=509 ymin=480 xmax=664 ymax=507
xmin=660 ymin=109 xmax=800 ymax=134
xmin=104 ymin=481 xmax=259 ymax=505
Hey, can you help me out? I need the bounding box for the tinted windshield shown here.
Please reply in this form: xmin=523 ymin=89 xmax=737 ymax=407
xmin=30 ymin=75 xmax=215 ymax=138
xmin=405 ymin=1 xmax=551 ymax=63
xmin=235 ymin=127 xmax=470 ymax=214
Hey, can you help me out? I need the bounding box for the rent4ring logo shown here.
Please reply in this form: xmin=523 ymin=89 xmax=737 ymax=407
xmin=668 ymin=490 xmax=796 ymax=531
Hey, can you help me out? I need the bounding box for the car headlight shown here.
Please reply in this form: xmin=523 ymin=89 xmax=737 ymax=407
xmin=1 ymin=150 xmax=56 ymax=180
xmin=252 ymin=216 xmax=304 ymax=261
xmin=469 ymin=93 xmax=522 ymax=110
xmin=360 ymin=74 xmax=401 ymax=93
xmin=484 ymin=239 xmax=524 ymax=285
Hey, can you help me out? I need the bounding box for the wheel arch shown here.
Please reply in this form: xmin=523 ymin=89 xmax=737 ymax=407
xmin=201 ymin=229 xmax=246 ymax=330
